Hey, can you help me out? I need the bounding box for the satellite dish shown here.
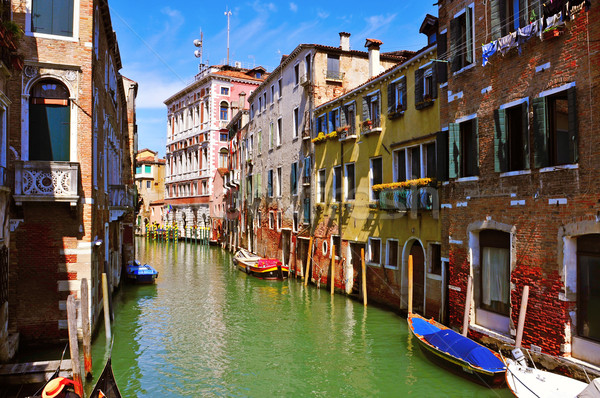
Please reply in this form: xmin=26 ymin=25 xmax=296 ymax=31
xmin=194 ymin=50 xmax=201 ymax=58
xmin=193 ymin=39 xmax=202 ymax=47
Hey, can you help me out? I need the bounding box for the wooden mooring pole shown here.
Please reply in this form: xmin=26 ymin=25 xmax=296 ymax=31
xmin=330 ymin=245 xmax=335 ymax=295
xmin=408 ymin=255 xmax=413 ymax=314
xmin=66 ymin=295 xmax=84 ymax=397
xmin=102 ymin=273 xmax=111 ymax=340
xmin=361 ymin=248 xmax=367 ymax=306
xmin=304 ymin=237 xmax=313 ymax=286
xmin=462 ymin=275 xmax=472 ymax=337
xmin=515 ymin=285 xmax=530 ymax=348
xmin=80 ymin=279 xmax=92 ymax=379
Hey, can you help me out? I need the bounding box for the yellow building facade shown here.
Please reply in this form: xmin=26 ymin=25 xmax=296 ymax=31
xmin=312 ymin=42 xmax=446 ymax=320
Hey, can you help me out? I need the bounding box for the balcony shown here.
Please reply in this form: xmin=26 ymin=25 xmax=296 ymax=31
xmin=325 ymin=70 xmax=344 ymax=82
xmin=302 ymin=175 xmax=311 ymax=187
xmin=14 ymin=161 xmax=79 ymax=206
xmin=338 ymin=126 xmax=357 ymax=142
xmin=361 ymin=117 xmax=382 ymax=136
xmin=378 ymin=185 xmax=437 ymax=212
xmin=299 ymin=73 xmax=310 ymax=87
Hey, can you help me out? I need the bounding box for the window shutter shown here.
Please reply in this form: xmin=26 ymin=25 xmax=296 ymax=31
xmin=362 ymin=97 xmax=369 ymax=121
xmin=466 ymin=7 xmax=473 ymax=64
xmin=521 ymin=101 xmax=530 ymax=169
xmin=335 ymin=108 xmax=341 ymax=127
xmin=437 ymin=33 xmax=448 ymax=84
xmin=450 ymin=18 xmax=460 ymax=73
xmin=340 ymin=106 xmax=347 ymax=127
xmin=436 ymin=131 xmax=449 ymax=181
xmin=473 ymin=118 xmax=480 ymax=175
xmin=494 ymin=109 xmax=508 ymax=173
xmin=448 ymin=123 xmax=460 ymax=178
xmin=490 ymin=0 xmax=503 ymax=39
xmin=568 ymin=86 xmax=578 ymax=164
xmin=532 ymin=97 xmax=549 ymax=168
xmin=415 ymin=68 xmax=424 ymax=109
xmin=432 ymin=65 xmax=438 ymax=99
xmin=388 ymin=82 xmax=396 ymax=113
xmin=401 ymin=77 xmax=407 ymax=108
xmin=328 ymin=112 xmax=334 ymax=132
xmin=314 ymin=116 xmax=319 ymax=135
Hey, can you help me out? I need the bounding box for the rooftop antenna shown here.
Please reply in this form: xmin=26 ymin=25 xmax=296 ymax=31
xmin=225 ymin=7 xmax=232 ymax=65
xmin=194 ymin=30 xmax=204 ymax=69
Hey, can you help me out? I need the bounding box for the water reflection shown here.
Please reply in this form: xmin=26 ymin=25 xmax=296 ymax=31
xmin=85 ymin=238 xmax=511 ymax=397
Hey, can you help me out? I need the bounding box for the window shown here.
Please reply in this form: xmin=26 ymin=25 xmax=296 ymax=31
xmin=333 ymin=166 xmax=342 ymax=202
xmin=291 ymin=162 xmax=298 ymax=196
xmin=343 ymin=103 xmax=356 ymax=134
xmin=294 ymin=64 xmax=300 ymax=86
xmin=316 ymin=114 xmax=327 ymax=134
xmin=277 ymin=212 xmax=282 ymax=230
xmin=269 ymin=122 xmax=274 ymax=150
xmin=305 ymin=54 xmax=311 ymax=81
xmin=368 ymin=237 xmax=381 ymax=265
xmin=533 ymin=86 xmax=577 ymax=168
xmin=491 ymin=0 xmax=536 ymax=38
xmin=386 ymin=240 xmax=399 ymax=269
xmin=221 ymin=87 xmax=229 ymax=95
xmin=220 ymin=133 xmax=228 ymax=141
xmin=577 ymin=234 xmax=600 ymax=342
xmin=332 ymin=235 xmax=341 ymax=258
xmin=146 ymin=180 xmax=151 ymax=189
xmin=415 ymin=66 xmax=438 ymax=109
xmin=250 ymin=104 xmax=255 ymax=119
xmin=370 ymin=157 xmax=382 ymax=201
xmin=29 ymin=79 xmax=70 ymax=161
xmin=220 ymin=102 xmax=229 ymax=120
xmin=345 ymin=163 xmax=355 ymax=200
xmin=479 ymin=230 xmax=510 ymax=316
xmin=318 ymin=169 xmax=326 ymax=203
xmin=362 ymin=93 xmax=380 ymax=126
xmin=293 ymin=108 xmax=299 ymax=138
xmin=329 ymin=109 xmax=339 ymax=132
xmin=144 ymin=165 xmax=151 ymax=173
xmin=409 ymin=147 xmax=421 ymax=180
xmin=31 ymin=0 xmax=75 ymax=37
xmin=429 ymin=244 xmax=441 ymax=275
xmin=303 ymin=198 xmax=310 ymax=224
xmin=326 ymin=54 xmax=341 ymax=80
xmin=136 ymin=166 xmax=142 ymax=174
xmin=278 ymin=79 xmax=282 ymax=99
xmin=269 ymin=212 xmax=275 ymax=229
xmin=263 ymin=93 xmax=267 ymax=109
xmin=293 ymin=212 xmax=299 ymax=232
xmin=219 ymin=149 xmax=228 ymax=168
xmin=267 ymin=169 xmax=273 ymax=197
xmin=259 ymin=97 xmax=263 ymax=112
xmin=388 ymin=77 xmax=407 ymax=114
xmin=277 ymin=118 xmax=282 ymax=147
xmin=257 ymin=131 xmax=262 ymax=154
xmin=303 ymin=156 xmax=311 ymax=185
xmin=449 ymin=117 xmax=479 ymax=178
xmin=276 ymin=167 xmax=282 ymax=197
xmin=270 ymin=85 xmax=274 ymax=103
xmin=494 ymin=101 xmax=530 ymax=172
xmin=450 ymin=5 xmax=474 ymax=73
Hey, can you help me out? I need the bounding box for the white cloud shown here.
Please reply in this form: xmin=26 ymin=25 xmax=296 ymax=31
xmin=290 ymin=2 xmax=298 ymax=12
xmin=317 ymin=10 xmax=330 ymax=19
xmin=356 ymin=13 xmax=397 ymax=40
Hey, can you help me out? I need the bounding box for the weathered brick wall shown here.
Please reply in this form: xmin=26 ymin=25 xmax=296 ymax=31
xmin=439 ymin=0 xmax=600 ymax=356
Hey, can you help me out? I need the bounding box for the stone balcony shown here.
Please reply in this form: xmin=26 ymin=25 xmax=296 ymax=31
xmin=13 ymin=161 xmax=79 ymax=206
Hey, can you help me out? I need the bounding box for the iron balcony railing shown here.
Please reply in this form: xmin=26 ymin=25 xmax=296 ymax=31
xmin=378 ymin=186 xmax=437 ymax=211
xmin=14 ymin=161 xmax=79 ymax=206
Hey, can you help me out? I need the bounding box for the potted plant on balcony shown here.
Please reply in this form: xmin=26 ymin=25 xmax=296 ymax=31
xmin=363 ymin=119 xmax=373 ymax=130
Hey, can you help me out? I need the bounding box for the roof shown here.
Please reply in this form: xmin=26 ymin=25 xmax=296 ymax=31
xmin=217 ymin=168 xmax=228 ymax=177
xmin=420 ymin=14 xmax=439 ymax=35
xmin=214 ymin=70 xmax=265 ymax=82
xmin=137 ymin=148 xmax=157 ymax=155
xmin=150 ymin=200 xmax=165 ymax=206
xmin=365 ymin=38 xmax=383 ymax=47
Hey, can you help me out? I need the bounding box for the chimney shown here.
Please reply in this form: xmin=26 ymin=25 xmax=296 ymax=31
xmin=238 ymin=91 xmax=247 ymax=110
xmin=339 ymin=32 xmax=351 ymax=51
xmin=365 ymin=38 xmax=383 ymax=78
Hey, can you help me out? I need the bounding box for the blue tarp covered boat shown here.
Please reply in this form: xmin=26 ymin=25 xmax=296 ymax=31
xmin=408 ymin=312 xmax=506 ymax=386
xmin=126 ymin=260 xmax=158 ymax=284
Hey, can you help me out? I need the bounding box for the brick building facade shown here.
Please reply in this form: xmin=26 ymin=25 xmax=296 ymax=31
xmin=438 ymin=0 xmax=600 ymax=365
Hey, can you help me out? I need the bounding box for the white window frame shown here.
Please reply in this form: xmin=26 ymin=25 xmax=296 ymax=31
xmin=269 ymin=211 xmax=275 ymax=229
xmin=276 ymin=166 xmax=282 ymax=197
xmin=370 ymin=157 xmax=382 ymax=201
xmin=344 ymin=162 xmax=355 ymax=201
xmin=317 ymin=168 xmax=326 ymax=203
xmin=367 ymin=237 xmax=382 ymax=266
xmin=277 ymin=117 xmax=282 ymax=147
xmin=278 ymin=78 xmax=283 ymax=100
xmin=277 ymin=211 xmax=282 ymax=231
xmin=293 ymin=107 xmax=299 ymax=139
xmin=452 ymin=3 xmax=476 ymax=75
xmin=385 ymin=239 xmax=399 ymax=270
xmin=333 ymin=165 xmax=342 ymax=203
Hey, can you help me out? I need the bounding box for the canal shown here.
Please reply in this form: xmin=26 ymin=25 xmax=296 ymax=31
xmin=88 ymin=238 xmax=512 ymax=397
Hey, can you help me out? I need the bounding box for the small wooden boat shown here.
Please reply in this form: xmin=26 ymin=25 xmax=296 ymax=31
xmin=126 ymin=260 xmax=158 ymax=284
xmin=408 ymin=312 xmax=506 ymax=386
xmin=505 ymin=348 xmax=590 ymax=397
xmin=89 ymin=357 xmax=122 ymax=398
xmin=233 ymin=248 xmax=261 ymax=273
xmin=247 ymin=258 xmax=288 ymax=280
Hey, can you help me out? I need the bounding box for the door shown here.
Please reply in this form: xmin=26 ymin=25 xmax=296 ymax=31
xmin=410 ymin=241 xmax=425 ymax=314
xmin=350 ymin=242 xmax=366 ymax=297
xmin=282 ymin=230 xmax=291 ymax=268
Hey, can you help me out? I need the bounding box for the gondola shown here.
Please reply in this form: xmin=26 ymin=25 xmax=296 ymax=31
xmin=408 ymin=312 xmax=506 ymax=386
xmin=89 ymin=357 xmax=122 ymax=398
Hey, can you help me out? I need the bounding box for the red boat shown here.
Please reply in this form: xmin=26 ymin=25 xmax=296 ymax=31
xmin=247 ymin=258 xmax=288 ymax=280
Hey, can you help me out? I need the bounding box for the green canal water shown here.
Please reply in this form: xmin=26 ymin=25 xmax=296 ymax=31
xmin=87 ymin=238 xmax=512 ymax=397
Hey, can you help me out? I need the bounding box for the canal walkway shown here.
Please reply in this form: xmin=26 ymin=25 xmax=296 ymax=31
xmin=88 ymin=238 xmax=512 ymax=397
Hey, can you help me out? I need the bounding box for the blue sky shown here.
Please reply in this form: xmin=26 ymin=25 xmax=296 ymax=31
xmin=108 ymin=1 xmax=438 ymax=158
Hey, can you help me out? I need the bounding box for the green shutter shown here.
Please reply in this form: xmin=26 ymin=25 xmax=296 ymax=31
xmin=494 ymin=109 xmax=508 ymax=173
xmin=362 ymin=97 xmax=369 ymax=121
xmin=436 ymin=131 xmax=449 ymax=181
xmin=490 ymin=0 xmax=503 ymax=40
xmin=532 ymin=97 xmax=549 ymax=168
xmin=415 ymin=68 xmax=424 ymax=108
xmin=54 ymin=0 xmax=74 ymax=37
xmin=340 ymin=106 xmax=347 ymax=127
xmin=568 ymin=86 xmax=578 ymax=164
xmin=466 ymin=7 xmax=473 ymax=64
xmin=30 ymin=104 xmax=70 ymax=161
xmin=387 ymin=82 xmax=396 ymax=113
xmin=521 ymin=101 xmax=530 ymax=169
xmin=328 ymin=112 xmax=334 ymax=132
xmin=448 ymin=123 xmax=460 ymax=178
xmin=401 ymin=77 xmax=407 ymax=109
xmin=450 ymin=18 xmax=460 ymax=73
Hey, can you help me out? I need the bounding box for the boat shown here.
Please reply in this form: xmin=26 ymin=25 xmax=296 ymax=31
xmin=504 ymin=348 xmax=591 ymax=397
xmin=89 ymin=357 xmax=122 ymax=398
xmin=247 ymin=258 xmax=288 ymax=280
xmin=233 ymin=248 xmax=261 ymax=273
xmin=407 ymin=312 xmax=506 ymax=386
xmin=126 ymin=260 xmax=158 ymax=284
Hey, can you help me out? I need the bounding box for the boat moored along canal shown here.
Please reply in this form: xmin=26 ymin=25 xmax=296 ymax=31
xmin=126 ymin=260 xmax=159 ymax=284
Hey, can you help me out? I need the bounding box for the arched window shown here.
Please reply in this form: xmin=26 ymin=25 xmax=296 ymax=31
xmin=219 ymin=148 xmax=229 ymax=168
xmin=220 ymin=101 xmax=229 ymax=121
xmin=29 ymin=79 xmax=70 ymax=161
